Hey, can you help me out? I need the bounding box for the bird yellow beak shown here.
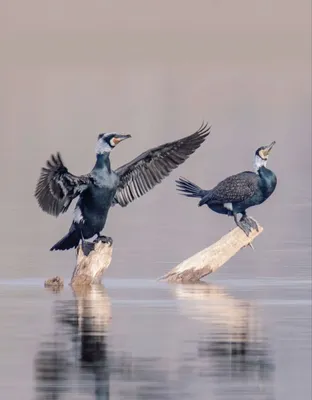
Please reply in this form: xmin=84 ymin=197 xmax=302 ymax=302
xmin=262 ymin=141 xmax=276 ymax=157
xmin=113 ymin=134 xmax=132 ymax=145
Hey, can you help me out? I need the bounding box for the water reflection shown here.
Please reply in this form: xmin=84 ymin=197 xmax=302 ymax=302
xmin=34 ymin=282 xmax=275 ymax=400
xmin=35 ymin=285 xmax=111 ymax=399
xmin=175 ymin=283 xmax=275 ymax=399
xmin=34 ymin=285 xmax=178 ymax=399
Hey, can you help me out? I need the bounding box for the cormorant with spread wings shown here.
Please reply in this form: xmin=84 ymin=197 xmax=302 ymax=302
xmin=35 ymin=123 xmax=211 ymax=251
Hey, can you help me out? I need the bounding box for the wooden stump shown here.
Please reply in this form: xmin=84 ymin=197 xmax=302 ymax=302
xmin=70 ymin=240 xmax=113 ymax=286
xmin=159 ymin=218 xmax=263 ymax=283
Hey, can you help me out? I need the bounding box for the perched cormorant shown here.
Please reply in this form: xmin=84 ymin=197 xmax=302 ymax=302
xmin=35 ymin=123 xmax=211 ymax=251
xmin=176 ymin=141 xmax=277 ymax=235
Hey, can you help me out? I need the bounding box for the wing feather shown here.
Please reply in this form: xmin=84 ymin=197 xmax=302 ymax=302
xmin=113 ymin=122 xmax=211 ymax=207
xmin=35 ymin=152 xmax=91 ymax=217
xmin=210 ymin=172 xmax=259 ymax=203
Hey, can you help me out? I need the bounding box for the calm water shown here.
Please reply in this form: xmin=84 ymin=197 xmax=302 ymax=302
xmin=0 ymin=0 xmax=311 ymax=399
xmin=0 ymin=276 xmax=311 ymax=400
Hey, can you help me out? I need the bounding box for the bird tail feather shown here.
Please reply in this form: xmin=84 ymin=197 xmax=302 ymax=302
xmin=50 ymin=229 xmax=80 ymax=251
xmin=176 ymin=177 xmax=210 ymax=207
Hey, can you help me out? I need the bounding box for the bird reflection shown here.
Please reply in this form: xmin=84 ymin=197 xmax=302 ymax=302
xmin=174 ymin=283 xmax=275 ymax=399
xmin=34 ymin=282 xmax=275 ymax=400
xmin=34 ymin=285 xmax=175 ymax=400
xmin=34 ymin=285 xmax=111 ymax=400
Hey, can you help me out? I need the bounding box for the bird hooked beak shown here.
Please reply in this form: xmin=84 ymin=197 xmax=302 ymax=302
xmin=262 ymin=141 xmax=276 ymax=157
xmin=112 ymin=134 xmax=132 ymax=145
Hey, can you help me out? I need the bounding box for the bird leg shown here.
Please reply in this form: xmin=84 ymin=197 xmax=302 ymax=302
xmin=240 ymin=212 xmax=259 ymax=232
xmin=96 ymin=233 xmax=113 ymax=247
xmin=80 ymin=231 xmax=93 ymax=256
xmin=233 ymin=212 xmax=252 ymax=236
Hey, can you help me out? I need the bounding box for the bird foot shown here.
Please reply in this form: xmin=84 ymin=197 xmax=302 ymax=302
xmin=237 ymin=220 xmax=252 ymax=236
xmin=96 ymin=235 xmax=113 ymax=246
xmin=80 ymin=240 xmax=95 ymax=257
xmin=240 ymin=215 xmax=259 ymax=232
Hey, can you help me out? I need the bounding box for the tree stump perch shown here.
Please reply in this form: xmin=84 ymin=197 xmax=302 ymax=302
xmin=70 ymin=240 xmax=113 ymax=286
xmin=159 ymin=218 xmax=263 ymax=283
xmin=45 ymin=218 xmax=263 ymax=287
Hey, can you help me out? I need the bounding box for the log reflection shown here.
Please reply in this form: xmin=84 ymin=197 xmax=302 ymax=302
xmin=174 ymin=283 xmax=275 ymax=398
xmin=34 ymin=285 xmax=111 ymax=400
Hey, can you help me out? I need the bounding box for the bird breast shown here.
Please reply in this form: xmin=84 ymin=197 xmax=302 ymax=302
xmin=92 ymin=169 xmax=119 ymax=189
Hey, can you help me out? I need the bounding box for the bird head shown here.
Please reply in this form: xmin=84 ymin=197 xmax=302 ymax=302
xmin=254 ymin=141 xmax=276 ymax=172
xmin=96 ymin=132 xmax=132 ymax=154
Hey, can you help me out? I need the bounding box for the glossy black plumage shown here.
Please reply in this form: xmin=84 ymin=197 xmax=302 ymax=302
xmin=35 ymin=124 xmax=211 ymax=251
xmin=112 ymin=122 xmax=211 ymax=207
xmin=35 ymin=152 xmax=91 ymax=217
xmin=176 ymin=141 xmax=277 ymax=236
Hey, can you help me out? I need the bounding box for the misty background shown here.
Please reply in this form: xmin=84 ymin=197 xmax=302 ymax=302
xmin=1 ymin=0 xmax=311 ymax=281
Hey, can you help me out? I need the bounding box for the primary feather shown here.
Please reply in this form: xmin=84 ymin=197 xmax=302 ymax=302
xmin=113 ymin=122 xmax=211 ymax=207
xmin=35 ymin=152 xmax=91 ymax=217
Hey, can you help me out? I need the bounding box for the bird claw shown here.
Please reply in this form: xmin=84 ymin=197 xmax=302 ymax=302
xmin=240 ymin=215 xmax=259 ymax=233
xmin=81 ymin=240 xmax=95 ymax=256
xmin=238 ymin=221 xmax=252 ymax=236
xmin=96 ymin=235 xmax=113 ymax=246
xmin=246 ymin=217 xmax=259 ymax=232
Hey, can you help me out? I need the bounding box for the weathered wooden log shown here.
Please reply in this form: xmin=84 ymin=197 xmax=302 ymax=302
xmin=44 ymin=276 xmax=64 ymax=292
xmin=159 ymin=218 xmax=263 ymax=283
xmin=70 ymin=240 xmax=113 ymax=286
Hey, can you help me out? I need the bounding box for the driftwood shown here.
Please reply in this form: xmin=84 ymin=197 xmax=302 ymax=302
xmin=45 ymin=219 xmax=263 ymax=287
xmin=159 ymin=218 xmax=263 ymax=283
xmin=44 ymin=239 xmax=113 ymax=288
xmin=70 ymin=240 xmax=113 ymax=286
xmin=44 ymin=276 xmax=64 ymax=291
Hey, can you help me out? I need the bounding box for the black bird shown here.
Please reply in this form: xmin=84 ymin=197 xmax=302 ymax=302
xmin=176 ymin=141 xmax=277 ymax=235
xmin=35 ymin=123 xmax=211 ymax=251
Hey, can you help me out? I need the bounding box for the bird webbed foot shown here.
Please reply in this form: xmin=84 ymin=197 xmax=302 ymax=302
xmin=81 ymin=240 xmax=95 ymax=256
xmin=237 ymin=220 xmax=252 ymax=236
xmin=233 ymin=213 xmax=252 ymax=236
xmin=240 ymin=215 xmax=259 ymax=232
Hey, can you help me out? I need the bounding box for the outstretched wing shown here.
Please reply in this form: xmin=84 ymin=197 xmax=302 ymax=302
xmin=113 ymin=122 xmax=211 ymax=207
xmin=209 ymin=172 xmax=259 ymax=203
xmin=35 ymin=152 xmax=91 ymax=217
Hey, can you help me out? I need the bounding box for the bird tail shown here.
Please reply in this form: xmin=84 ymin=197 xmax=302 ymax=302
xmin=50 ymin=229 xmax=80 ymax=251
xmin=176 ymin=177 xmax=210 ymax=207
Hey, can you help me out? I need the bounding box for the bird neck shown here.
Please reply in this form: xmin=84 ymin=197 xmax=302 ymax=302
xmin=258 ymin=166 xmax=277 ymax=196
xmin=94 ymin=152 xmax=111 ymax=172
xmin=253 ymin=154 xmax=267 ymax=173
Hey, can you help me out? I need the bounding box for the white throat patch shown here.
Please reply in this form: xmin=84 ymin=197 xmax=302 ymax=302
xmin=95 ymin=138 xmax=112 ymax=154
xmin=253 ymin=154 xmax=267 ymax=173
